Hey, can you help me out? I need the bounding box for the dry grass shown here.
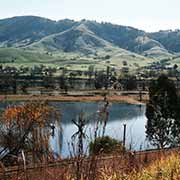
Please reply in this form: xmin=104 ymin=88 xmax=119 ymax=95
xmin=3 ymin=150 xmax=180 ymax=180
xmin=99 ymin=153 xmax=180 ymax=180
xmin=3 ymin=150 xmax=179 ymax=180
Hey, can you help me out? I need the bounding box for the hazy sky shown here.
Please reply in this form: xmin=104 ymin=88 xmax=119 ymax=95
xmin=0 ymin=0 xmax=179 ymax=32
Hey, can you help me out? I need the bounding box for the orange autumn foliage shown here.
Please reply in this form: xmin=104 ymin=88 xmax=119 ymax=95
xmin=3 ymin=101 xmax=58 ymax=128
xmin=0 ymin=101 xmax=60 ymax=163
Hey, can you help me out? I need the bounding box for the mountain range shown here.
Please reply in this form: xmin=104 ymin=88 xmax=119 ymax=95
xmin=0 ymin=16 xmax=180 ymax=68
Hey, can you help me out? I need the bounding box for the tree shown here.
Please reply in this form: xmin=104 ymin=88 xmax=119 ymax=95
xmin=43 ymin=73 xmax=55 ymax=89
xmin=94 ymin=67 xmax=113 ymax=90
xmin=94 ymin=72 xmax=107 ymax=89
xmin=20 ymin=81 xmax=29 ymax=94
xmin=105 ymin=66 xmax=110 ymax=90
xmin=146 ymin=74 xmax=180 ymax=149
xmin=87 ymin=65 xmax=94 ymax=80
xmin=59 ymin=75 xmax=66 ymax=90
xmin=0 ymin=101 xmax=60 ymax=165
xmin=0 ymin=74 xmax=17 ymax=94
xmin=173 ymin=64 xmax=178 ymax=70
xmin=124 ymin=76 xmax=137 ymax=90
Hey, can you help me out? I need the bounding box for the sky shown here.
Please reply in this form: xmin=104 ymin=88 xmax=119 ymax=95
xmin=0 ymin=0 xmax=180 ymax=32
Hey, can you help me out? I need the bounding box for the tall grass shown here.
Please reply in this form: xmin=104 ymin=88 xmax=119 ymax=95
xmin=99 ymin=153 xmax=180 ymax=180
xmin=5 ymin=151 xmax=179 ymax=180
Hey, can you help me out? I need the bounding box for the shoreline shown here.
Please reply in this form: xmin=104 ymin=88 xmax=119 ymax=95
xmin=0 ymin=94 xmax=148 ymax=105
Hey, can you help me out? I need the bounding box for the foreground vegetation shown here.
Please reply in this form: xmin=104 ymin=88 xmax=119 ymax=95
xmin=3 ymin=150 xmax=179 ymax=180
xmin=99 ymin=153 xmax=180 ymax=180
xmin=0 ymin=74 xmax=179 ymax=179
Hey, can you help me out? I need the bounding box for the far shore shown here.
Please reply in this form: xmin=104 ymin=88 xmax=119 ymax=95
xmin=0 ymin=94 xmax=148 ymax=105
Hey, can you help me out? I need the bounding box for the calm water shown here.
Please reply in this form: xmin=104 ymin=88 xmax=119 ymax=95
xmin=0 ymin=101 xmax=149 ymax=158
xmin=50 ymin=102 xmax=149 ymax=157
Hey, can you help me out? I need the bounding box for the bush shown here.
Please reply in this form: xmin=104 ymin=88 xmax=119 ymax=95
xmin=89 ymin=136 xmax=123 ymax=155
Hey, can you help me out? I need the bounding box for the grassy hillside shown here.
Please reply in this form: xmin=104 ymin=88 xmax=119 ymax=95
xmin=30 ymin=23 xmax=113 ymax=54
xmin=0 ymin=16 xmax=76 ymax=47
xmin=0 ymin=16 xmax=176 ymax=60
xmin=149 ymin=30 xmax=180 ymax=53
xmin=81 ymin=20 xmax=146 ymax=52
xmin=1 ymin=16 xmax=180 ymax=69
xmin=143 ymin=46 xmax=173 ymax=60
xmin=0 ymin=48 xmax=57 ymax=64
xmin=0 ymin=47 xmax=155 ymax=71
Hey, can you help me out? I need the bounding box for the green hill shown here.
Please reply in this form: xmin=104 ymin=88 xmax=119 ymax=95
xmin=30 ymin=23 xmax=114 ymax=54
xmin=149 ymin=30 xmax=180 ymax=53
xmin=0 ymin=48 xmax=59 ymax=66
xmin=1 ymin=16 xmax=180 ymax=69
xmin=0 ymin=16 xmax=76 ymax=48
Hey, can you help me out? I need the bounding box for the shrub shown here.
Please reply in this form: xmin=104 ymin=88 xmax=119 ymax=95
xmin=89 ymin=136 xmax=123 ymax=155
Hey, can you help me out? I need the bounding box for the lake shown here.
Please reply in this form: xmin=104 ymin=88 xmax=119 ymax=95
xmin=49 ymin=102 xmax=150 ymax=157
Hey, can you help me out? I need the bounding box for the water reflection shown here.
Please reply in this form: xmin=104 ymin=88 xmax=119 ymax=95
xmin=50 ymin=102 xmax=148 ymax=157
xmin=52 ymin=102 xmax=144 ymax=123
xmin=0 ymin=101 xmax=149 ymax=158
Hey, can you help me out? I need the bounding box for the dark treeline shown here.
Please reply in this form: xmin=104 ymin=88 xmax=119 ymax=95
xmin=0 ymin=74 xmax=151 ymax=94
